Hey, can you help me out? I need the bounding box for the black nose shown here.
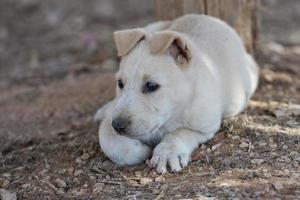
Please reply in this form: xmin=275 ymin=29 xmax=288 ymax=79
xmin=112 ymin=117 xmax=130 ymax=134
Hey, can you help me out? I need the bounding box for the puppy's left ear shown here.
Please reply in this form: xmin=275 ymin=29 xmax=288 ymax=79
xmin=150 ymin=31 xmax=191 ymax=66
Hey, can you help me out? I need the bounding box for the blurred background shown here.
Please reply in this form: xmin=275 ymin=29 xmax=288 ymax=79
xmin=0 ymin=0 xmax=299 ymax=199
xmin=0 ymin=0 xmax=299 ymax=87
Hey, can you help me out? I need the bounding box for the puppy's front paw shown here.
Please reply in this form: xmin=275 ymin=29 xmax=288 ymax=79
xmin=149 ymin=142 xmax=191 ymax=174
xmin=94 ymin=107 xmax=106 ymax=122
xmin=94 ymin=101 xmax=113 ymax=122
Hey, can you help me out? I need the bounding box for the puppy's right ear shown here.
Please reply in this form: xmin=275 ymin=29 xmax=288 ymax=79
xmin=114 ymin=28 xmax=146 ymax=56
xmin=150 ymin=31 xmax=191 ymax=67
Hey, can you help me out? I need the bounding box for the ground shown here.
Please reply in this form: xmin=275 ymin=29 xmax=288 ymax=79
xmin=0 ymin=0 xmax=299 ymax=199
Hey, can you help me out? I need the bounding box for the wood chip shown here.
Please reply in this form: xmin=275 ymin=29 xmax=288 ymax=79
xmin=127 ymin=179 xmax=140 ymax=187
xmin=92 ymin=183 xmax=104 ymax=194
xmin=81 ymin=153 xmax=90 ymax=160
xmin=211 ymin=143 xmax=222 ymax=151
xmin=139 ymin=178 xmax=152 ymax=186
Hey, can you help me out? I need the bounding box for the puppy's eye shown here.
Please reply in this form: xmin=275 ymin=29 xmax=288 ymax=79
xmin=143 ymin=81 xmax=160 ymax=93
xmin=117 ymin=79 xmax=124 ymax=89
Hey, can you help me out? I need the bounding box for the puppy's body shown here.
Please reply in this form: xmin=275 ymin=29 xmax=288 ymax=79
xmin=96 ymin=14 xmax=258 ymax=173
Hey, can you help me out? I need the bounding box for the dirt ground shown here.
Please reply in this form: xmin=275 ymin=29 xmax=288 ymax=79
xmin=0 ymin=0 xmax=299 ymax=199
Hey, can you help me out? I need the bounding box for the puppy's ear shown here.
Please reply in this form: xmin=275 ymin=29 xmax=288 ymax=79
xmin=114 ymin=28 xmax=146 ymax=56
xmin=150 ymin=31 xmax=191 ymax=66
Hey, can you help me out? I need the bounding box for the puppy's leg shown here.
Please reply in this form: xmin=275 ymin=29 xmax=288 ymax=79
xmin=99 ymin=118 xmax=152 ymax=165
xmin=94 ymin=101 xmax=113 ymax=122
xmin=149 ymin=129 xmax=214 ymax=173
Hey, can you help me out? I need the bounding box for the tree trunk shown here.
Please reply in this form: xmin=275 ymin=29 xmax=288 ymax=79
xmin=155 ymin=0 xmax=258 ymax=53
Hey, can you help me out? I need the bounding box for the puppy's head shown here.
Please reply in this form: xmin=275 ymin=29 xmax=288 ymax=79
xmin=111 ymin=28 xmax=193 ymax=138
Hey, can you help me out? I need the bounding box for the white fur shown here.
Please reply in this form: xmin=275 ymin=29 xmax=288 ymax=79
xmin=96 ymin=14 xmax=258 ymax=173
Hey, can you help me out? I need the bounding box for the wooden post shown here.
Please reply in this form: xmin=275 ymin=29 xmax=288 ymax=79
xmin=155 ymin=0 xmax=258 ymax=53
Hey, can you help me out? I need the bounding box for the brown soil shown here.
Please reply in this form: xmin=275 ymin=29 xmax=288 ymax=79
xmin=0 ymin=0 xmax=299 ymax=199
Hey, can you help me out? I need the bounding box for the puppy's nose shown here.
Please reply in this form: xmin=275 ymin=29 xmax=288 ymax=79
xmin=112 ymin=117 xmax=130 ymax=134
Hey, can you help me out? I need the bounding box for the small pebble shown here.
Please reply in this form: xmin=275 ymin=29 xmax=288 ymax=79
xmin=57 ymin=169 xmax=66 ymax=174
xmin=134 ymin=171 xmax=142 ymax=178
xmin=21 ymin=183 xmax=31 ymax=189
xmin=54 ymin=178 xmax=67 ymax=188
xmin=83 ymin=182 xmax=88 ymax=188
xmin=57 ymin=189 xmax=65 ymax=195
xmin=250 ymin=159 xmax=264 ymax=165
xmin=71 ymin=188 xmax=87 ymax=196
xmin=269 ymin=143 xmax=277 ymax=148
xmin=73 ymin=178 xmax=80 ymax=185
xmin=272 ymin=182 xmax=283 ymax=191
xmin=258 ymin=142 xmax=267 ymax=147
xmin=74 ymin=169 xmax=83 ymax=176
xmin=264 ymin=173 xmax=272 ymax=178
xmin=67 ymin=167 xmax=74 ymax=175
xmin=239 ymin=142 xmax=249 ymax=148
xmin=89 ymin=176 xmax=96 ymax=181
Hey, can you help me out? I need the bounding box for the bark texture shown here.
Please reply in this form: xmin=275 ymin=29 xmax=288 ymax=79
xmin=155 ymin=0 xmax=259 ymax=53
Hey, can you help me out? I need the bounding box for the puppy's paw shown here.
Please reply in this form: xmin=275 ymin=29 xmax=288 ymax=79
xmin=94 ymin=101 xmax=113 ymax=122
xmin=112 ymin=140 xmax=152 ymax=166
xmin=148 ymin=142 xmax=191 ymax=174
xmin=94 ymin=107 xmax=106 ymax=122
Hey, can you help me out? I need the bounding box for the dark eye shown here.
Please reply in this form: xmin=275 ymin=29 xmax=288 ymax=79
xmin=117 ymin=79 xmax=124 ymax=89
xmin=143 ymin=81 xmax=160 ymax=93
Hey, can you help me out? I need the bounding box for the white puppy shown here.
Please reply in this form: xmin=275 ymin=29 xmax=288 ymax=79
xmin=95 ymin=14 xmax=258 ymax=173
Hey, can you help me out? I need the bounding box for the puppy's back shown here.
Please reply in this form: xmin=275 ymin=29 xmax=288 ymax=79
xmin=167 ymin=14 xmax=258 ymax=117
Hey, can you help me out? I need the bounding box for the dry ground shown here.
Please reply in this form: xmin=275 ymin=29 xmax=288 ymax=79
xmin=0 ymin=0 xmax=299 ymax=199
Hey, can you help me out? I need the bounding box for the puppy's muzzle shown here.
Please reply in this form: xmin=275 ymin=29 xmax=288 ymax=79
xmin=112 ymin=117 xmax=131 ymax=135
